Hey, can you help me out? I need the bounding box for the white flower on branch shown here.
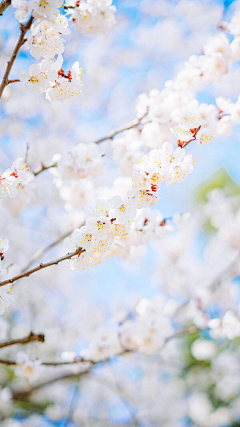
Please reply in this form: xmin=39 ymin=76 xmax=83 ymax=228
xmin=15 ymin=352 xmax=42 ymax=382
xmin=12 ymin=0 xmax=30 ymax=23
xmin=0 ymin=157 xmax=33 ymax=199
xmin=19 ymin=61 xmax=58 ymax=93
xmin=71 ymin=0 xmax=116 ymax=36
xmin=56 ymin=142 xmax=103 ymax=180
xmin=80 ymin=327 xmax=122 ymax=362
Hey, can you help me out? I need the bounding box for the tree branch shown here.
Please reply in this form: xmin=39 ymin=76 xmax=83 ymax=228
xmin=0 ymin=15 xmax=33 ymax=98
xmin=7 ymin=78 xmax=20 ymax=85
xmin=2 ymin=326 xmax=198 ymax=401
xmin=0 ymin=0 xmax=11 ymax=16
xmin=32 ymin=114 xmax=149 ymax=177
xmin=12 ymin=351 xmax=130 ymax=400
xmin=21 ymin=227 xmax=82 ymax=273
xmin=0 ymin=331 xmax=44 ymax=349
xmin=33 ymin=162 xmax=57 ymax=176
xmin=0 ymin=248 xmax=82 ymax=288
xmin=94 ymin=114 xmax=148 ymax=144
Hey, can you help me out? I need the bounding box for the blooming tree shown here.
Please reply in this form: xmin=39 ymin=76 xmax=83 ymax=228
xmin=1 ymin=0 xmax=240 ymax=425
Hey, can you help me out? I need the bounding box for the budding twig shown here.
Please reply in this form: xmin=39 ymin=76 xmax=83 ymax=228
xmin=33 ymin=162 xmax=57 ymax=176
xmin=0 ymin=248 xmax=82 ymax=288
xmin=0 ymin=15 xmax=34 ymax=97
xmin=7 ymin=79 xmax=20 ymax=85
xmin=21 ymin=224 xmax=84 ymax=272
xmin=94 ymin=113 xmax=149 ymax=144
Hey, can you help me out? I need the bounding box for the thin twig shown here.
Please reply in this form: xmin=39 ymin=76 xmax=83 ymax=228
xmin=7 ymin=79 xmax=20 ymax=84
xmin=0 ymin=248 xmax=82 ymax=288
xmin=0 ymin=0 xmax=11 ymax=16
xmin=10 ymin=327 xmax=197 ymax=400
xmin=21 ymin=227 xmax=82 ymax=273
xmin=21 ymin=215 xmax=170 ymax=275
xmin=2 ymin=327 xmax=199 ymax=402
xmin=1 ymin=328 xmax=198 ymax=368
xmin=94 ymin=114 xmax=148 ymax=144
xmin=0 ymin=357 xmax=83 ymax=366
xmin=32 ymin=114 xmax=148 ymax=177
xmin=12 ymin=351 xmax=130 ymax=400
xmin=0 ymin=331 xmax=44 ymax=349
xmin=0 ymin=15 xmax=33 ymax=97
xmin=33 ymin=162 xmax=57 ymax=176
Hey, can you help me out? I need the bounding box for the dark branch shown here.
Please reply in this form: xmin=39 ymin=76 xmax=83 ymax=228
xmin=0 ymin=248 xmax=82 ymax=288
xmin=0 ymin=0 xmax=11 ymax=16
xmin=0 ymin=331 xmax=44 ymax=349
xmin=7 ymin=78 xmax=20 ymax=85
xmin=0 ymin=15 xmax=33 ymax=98
xmin=33 ymin=162 xmax=57 ymax=176
xmin=21 ymin=227 xmax=84 ymax=273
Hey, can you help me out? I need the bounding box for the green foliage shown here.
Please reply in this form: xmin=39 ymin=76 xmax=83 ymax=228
xmin=193 ymin=169 xmax=240 ymax=233
xmin=193 ymin=168 xmax=240 ymax=204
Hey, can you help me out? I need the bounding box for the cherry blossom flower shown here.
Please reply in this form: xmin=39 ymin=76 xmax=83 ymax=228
xmin=64 ymin=226 xmax=98 ymax=252
xmin=71 ymin=0 xmax=116 ymax=36
xmin=80 ymin=327 xmax=122 ymax=362
xmin=111 ymin=195 xmax=137 ymax=225
xmin=19 ymin=62 xmax=57 ymax=93
xmin=12 ymin=0 xmax=30 ymax=23
xmin=15 ymin=352 xmax=42 ymax=382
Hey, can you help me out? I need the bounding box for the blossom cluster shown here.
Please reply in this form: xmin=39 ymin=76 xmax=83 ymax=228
xmin=2 ymin=2 xmax=240 ymax=425
xmin=19 ymin=54 xmax=83 ymax=101
xmin=112 ymin=118 xmax=212 ymax=176
xmin=116 ymin=15 xmax=240 ymax=170
xmin=70 ymin=0 xmax=116 ymax=35
xmin=80 ymin=296 xmax=173 ymax=361
xmin=54 ymin=142 xmax=104 ymax=180
xmin=62 ymin=118 xmax=199 ymax=269
xmin=0 ymin=157 xmax=32 ymax=199
xmin=130 ymin=141 xmax=193 ymax=208
xmin=12 ymin=0 xmax=116 ymax=101
xmin=64 ymin=199 xmax=182 ymax=269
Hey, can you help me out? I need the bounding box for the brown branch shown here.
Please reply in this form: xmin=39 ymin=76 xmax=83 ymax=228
xmin=0 ymin=15 xmax=33 ymax=98
xmin=62 ymin=4 xmax=76 ymax=9
xmin=7 ymin=78 xmax=20 ymax=85
xmin=10 ymin=326 xmax=198 ymax=400
xmin=94 ymin=114 xmax=148 ymax=144
xmin=3 ymin=326 xmax=199 ymax=401
xmin=0 ymin=357 xmax=83 ymax=367
xmin=12 ymin=351 xmax=130 ymax=400
xmin=0 ymin=331 xmax=44 ymax=349
xmin=21 ymin=227 xmax=83 ymax=273
xmin=33 ymin=162 xmax=57 ymax=176
xmin=0 ymin=0 xmax=11 ymax=16
xmin=32 ymin=114 xmax=148 ymax=177
xmin=1 ymin=327 xmax=198 ymax=368
xmin=0 ymin=248 xmax=82 ymax=288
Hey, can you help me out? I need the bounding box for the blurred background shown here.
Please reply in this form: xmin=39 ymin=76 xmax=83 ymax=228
xmin=1 ymin=0 xmax=240 ymax=426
